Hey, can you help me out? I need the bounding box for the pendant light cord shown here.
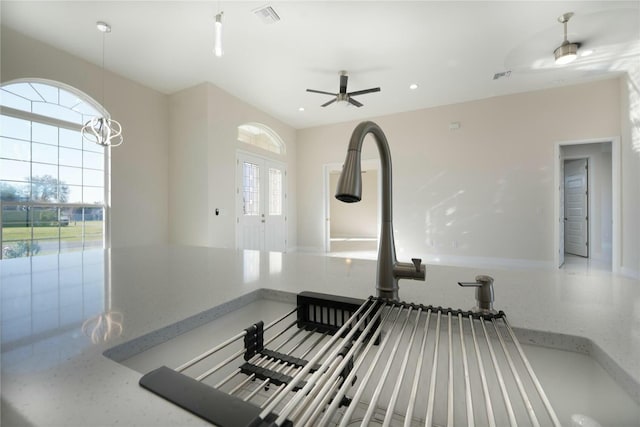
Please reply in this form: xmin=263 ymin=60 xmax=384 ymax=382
xmin=102 ymin=29 xmax=106 ymax=112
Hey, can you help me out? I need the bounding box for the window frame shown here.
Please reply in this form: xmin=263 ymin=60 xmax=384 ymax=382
xmin=237 ymin=122 xmax=286 ymax=155
xmin=0 ymin=79 xmax=111 ymax=259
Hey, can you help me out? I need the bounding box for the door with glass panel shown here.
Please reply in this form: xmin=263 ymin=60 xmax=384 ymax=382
xmin=236 ymin=152 xmax=286 ymax=252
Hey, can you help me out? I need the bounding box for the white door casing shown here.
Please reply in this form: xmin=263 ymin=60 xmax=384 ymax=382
xmin=554 ymin=138 xmax=620 ymax=273
xmin=559 ymin=157 xmax=565 ymax=267
xmin=236 ymin=152 xmax=287 ymax=251
xmin=564 ymin=158 xmax=588 ymax=257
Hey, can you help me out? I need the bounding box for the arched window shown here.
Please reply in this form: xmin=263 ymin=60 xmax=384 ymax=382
xmin=237 ymin=123 xmax=286 ymax=155
xmin=0 ymin=79 xmax=108 ymax=259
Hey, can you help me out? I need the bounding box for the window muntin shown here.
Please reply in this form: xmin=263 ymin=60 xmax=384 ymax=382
xmin=268 ymin=168 xmax=282 ymax=216
xmin=0 ymin=81 xmax=108 ymax=259
xmin=237 ymin=123 xmax=286 ymax=155
xmin=242 ymin=162 xmax=260 ymax=216
xmin=1 ymin=81 xmax=101 ymax=124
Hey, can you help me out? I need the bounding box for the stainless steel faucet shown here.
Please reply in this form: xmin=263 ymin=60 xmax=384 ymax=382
xmin=335 ymin=121 xmax=426 ymax=300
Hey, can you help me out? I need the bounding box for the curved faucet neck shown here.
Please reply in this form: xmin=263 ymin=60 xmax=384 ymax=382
xmin=337 ymin=121 xmax=425 ymax=301
xmin=347 ymin=121 xmax=393 ymax=224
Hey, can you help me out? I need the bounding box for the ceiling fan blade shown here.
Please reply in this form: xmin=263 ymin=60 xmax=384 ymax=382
xmin=321 ymin=99 xmax=337 ymax=107
xmin=307 ymin=89 xmax=337 ymax=96
xmin=348 ymin=87 xmax=381 ymax=97
xmin=339 ymin=74 xmax=348 ymax=94
xmin=348 ymin=98 xmax=363 ymax=108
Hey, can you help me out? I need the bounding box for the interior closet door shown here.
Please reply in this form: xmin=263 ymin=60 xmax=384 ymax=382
xmin=236 ymin=152 xmax=286 ymax=251
xmin=564 ymin=158 xmax=589 ymax=257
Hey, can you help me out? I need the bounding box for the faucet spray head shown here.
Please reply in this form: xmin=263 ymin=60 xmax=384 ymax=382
xmin=335 ymin=149 xmax=362 ymax=203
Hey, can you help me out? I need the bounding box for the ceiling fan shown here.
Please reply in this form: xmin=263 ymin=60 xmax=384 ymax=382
xmin=503 ymin=8 xmax=639 ymax=73
xmin=306 ymin=71 xmax=380 ymax=107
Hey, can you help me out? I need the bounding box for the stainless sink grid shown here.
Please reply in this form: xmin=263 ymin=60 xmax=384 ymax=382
xmin=139 ymin=292 xmax=560 ymax=427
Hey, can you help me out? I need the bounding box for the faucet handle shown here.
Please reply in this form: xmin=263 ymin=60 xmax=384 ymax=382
xmin=411 ymin=258 xmax=422 ymax=272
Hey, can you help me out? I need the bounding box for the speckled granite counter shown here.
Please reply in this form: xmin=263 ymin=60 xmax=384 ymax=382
xmin=1 ymin=245 xmax=639 ymax=426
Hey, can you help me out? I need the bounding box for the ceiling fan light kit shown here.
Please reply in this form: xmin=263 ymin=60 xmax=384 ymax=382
xmin=554 ymin=42 xmax=579 ymax=65
xmin=554 ymin=12 xmax=580 ymax=65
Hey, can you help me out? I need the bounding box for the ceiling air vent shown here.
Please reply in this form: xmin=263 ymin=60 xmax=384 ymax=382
xmin=253 ymin=5 xmax=280 ymax=24
xmin=493 ymin=70 xmax=512 ymax=80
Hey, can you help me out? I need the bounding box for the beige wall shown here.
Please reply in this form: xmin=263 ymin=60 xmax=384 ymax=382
xmin=296 ymin=78 xmax=638 ymax=272
xmin=168 ymin=84 xmax=209 ymax=246
xmin=1 ymin=27 xmax=169 ymax=248
xmin=330 ymin=170 xmax=378 ymax=238
xmin=168 ymin=83 xmax=297 ymax=250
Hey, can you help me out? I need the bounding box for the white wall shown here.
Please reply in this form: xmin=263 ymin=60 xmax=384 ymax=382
xmin=620 ymin=71 xmax=640 ymax=278
xmin=168 ymin=83 xmax=297 ymax=250
xmin=561 ymin=143 xmax=613 ymax=262
xmin=296 ymin=79 xmax=635 ymax=270
xmin=1 ymin=27 xmax=169 ymax=248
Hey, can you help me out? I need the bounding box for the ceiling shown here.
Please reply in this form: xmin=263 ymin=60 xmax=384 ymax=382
xmin=1 ymin=1 xmax=638 ymax=129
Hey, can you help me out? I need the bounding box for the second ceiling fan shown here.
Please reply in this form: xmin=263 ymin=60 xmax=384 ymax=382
xmin=307 ymin=71 xmax=380 ymax=107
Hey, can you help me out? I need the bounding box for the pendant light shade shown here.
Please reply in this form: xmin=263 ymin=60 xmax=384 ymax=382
xmin=214 ymin=12 xmax=223 ymax=57
xmin=81 ymin=21 xmax=124 ymax=147
xmin=82 ymin=117 xmax=123 ymax=147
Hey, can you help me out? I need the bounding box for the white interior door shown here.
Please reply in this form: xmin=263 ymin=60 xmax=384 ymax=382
xmin=237 ymin=153 xmax=286 ymax=251
xmin=564 ymin=158 xmax=589 ymax=257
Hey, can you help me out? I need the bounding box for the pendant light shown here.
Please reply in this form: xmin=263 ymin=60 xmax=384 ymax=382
xmin=214 ymin=12 xmax=224 ymax=57
xmin=81 ymin=21 xmax=124 ymax=147
xmin=554 ymin=12 xmax=580 ymax=65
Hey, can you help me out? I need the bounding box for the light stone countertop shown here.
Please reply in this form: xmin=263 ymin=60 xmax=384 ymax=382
xmin=1 ymin=245 xmax=639 ymax=426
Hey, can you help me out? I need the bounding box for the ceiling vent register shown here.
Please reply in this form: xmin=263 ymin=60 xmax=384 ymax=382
xmin=253 ymin=5 xmax=280 ymax=24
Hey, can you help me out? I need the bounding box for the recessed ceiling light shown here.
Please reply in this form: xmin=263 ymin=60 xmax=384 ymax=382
xmin=298 ymin=107 xmax=305 ymax=112
xmin=409 ymin=83 xmax=419 ymax=90
xmin=96 ymin=21 xmax=111 ymax=33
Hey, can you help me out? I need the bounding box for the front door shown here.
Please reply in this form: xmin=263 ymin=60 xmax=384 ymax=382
xmin=564 ymin=158 xmax=588 ymax=257
xmin=236 ymin=152 xmax=286 ymax=251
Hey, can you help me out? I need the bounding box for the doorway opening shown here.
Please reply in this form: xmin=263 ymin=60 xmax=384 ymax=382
xmin=324 ymin=160 xmax=379 ymax=259
xmin=554 ymin=138 xmax=620 ymax=272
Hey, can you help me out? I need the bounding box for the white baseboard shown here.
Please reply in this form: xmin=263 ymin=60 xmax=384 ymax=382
xmin=620 ymin=266 xmax=640 ymax=280
xmin=420 ymin=254 xmax=555 ymax=271
xmin=293 ymin=249 xmax=637 ymax=278
xmin=295 ymin=246 xmax=324 ymax=253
